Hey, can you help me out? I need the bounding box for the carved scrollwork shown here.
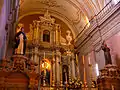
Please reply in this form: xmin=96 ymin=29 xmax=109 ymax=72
xmin=40 ymin=0 xmax=61 ymax=8
xmin=39 ymin=10 xmax=55 ymax=25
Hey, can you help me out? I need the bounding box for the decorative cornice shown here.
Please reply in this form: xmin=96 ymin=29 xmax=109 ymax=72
xmin=40 ymin=0 xmax=63 ymax=8
xmin=75 ymin=4 xmax=120 ymax=54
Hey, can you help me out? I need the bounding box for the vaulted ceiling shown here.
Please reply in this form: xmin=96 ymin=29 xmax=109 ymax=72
xmin=19 ymin=0 xmax=107 ymax=38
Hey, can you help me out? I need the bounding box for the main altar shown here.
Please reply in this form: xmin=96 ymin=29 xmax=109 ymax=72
xmin=25 ymin=10 xmax=78 ymax=89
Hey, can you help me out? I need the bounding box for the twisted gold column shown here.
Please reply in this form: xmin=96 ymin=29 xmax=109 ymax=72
xmin=60 ymin=59 xmax=63 ymax=87
xmin=71 ymin=55 xmax=75 ymax=79
xmin=52 ymin=52 xmax=55 ymax=86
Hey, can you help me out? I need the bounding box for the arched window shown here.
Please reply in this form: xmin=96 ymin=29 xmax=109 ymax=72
xmin=43 ymin=30 xmax=50 ymax=42
xmin=113 ymin=0 xmax=120 ymax=4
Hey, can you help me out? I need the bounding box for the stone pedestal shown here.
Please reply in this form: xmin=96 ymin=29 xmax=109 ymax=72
xmin=0 ymin=55 xmax=39 ymax=90
xmin=12 ymin=55 xmax=28 ymax=71
xmin=97 ymin=64 xmax=120 ymax=90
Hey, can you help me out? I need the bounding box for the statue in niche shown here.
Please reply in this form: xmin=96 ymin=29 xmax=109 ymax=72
xmin=66 ymin=30 xmax=72 ymax=45
xmin=101 ymin=41 xmax=112 ymax=65
xmin=14 ymin=24 xmax=27 ymax=55
xmin=60 ymin=36 xmax=67 ymax=45
xmin=26 ymin=24 xmax=33 ymax=41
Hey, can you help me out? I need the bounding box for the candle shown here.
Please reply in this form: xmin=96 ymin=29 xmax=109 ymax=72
xmin=88 ymin=56 xmax=91 ymax=64
xmin=76 ymin=54 xmax=78 ymax=64
xmin=84 ymin=66 xmax=86 ymax=82
xmin=112 ymin=85 xmax=114 ymax=90
xmin=112 ymin=85 xmax=115 ymax=90
xmin=96 ymin=63 xmax=99 ymax=76
xmin=82 ymin=55 xmax=85 ymax=64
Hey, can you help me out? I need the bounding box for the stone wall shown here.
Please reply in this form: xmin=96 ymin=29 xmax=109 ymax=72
xmin=0 ymin=0 xmax=20 ymax=60
xmin=0 ymin=0 xmax=7 ymax=60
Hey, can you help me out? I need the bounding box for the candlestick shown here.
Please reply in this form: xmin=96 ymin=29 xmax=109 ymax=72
xmin=88 ymin=56 xmax=91 ymax=65
xmin=82 ymin=55 xmax=85 ymax=65
xmin=82 ymin=55 xmax=86 ymax=83
xmin=44 ymin=52 xmax=45 ymax=59
xmin=84 ymin=67 xmax=86 ymax=82
xmin=112 ymin=85 xmax=114 ymax=90
xmin=65 ymin=72 xmax=67 ymax=82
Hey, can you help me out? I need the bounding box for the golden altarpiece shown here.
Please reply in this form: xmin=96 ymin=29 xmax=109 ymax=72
xmin=25 ymin=10 xmax=78 ymax=88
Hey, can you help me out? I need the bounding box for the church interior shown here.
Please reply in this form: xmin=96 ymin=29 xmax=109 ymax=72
xmin=0 ymin=0 xmax=120 ymax=90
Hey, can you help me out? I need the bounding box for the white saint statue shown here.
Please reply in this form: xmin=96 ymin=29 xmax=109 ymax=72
xmin=66 ymin=30 xmax=72 ymax=45
xmin=60 ymin=36 xmax=67 ymax=45
xmin=14 ymin=24 xmax=27 ymax=55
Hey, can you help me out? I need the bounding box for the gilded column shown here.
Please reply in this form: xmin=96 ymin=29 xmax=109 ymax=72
xmin=31 ymin=47 xmax=34 ymax=61
xmin=71 ymin=54 xmax=75 ymax=79
xmin=52 ymin=51 xmax=56 ymax=86
xmin=34 ymin=47 xmax=39 ymax=73
xmin=51 ymin=29 xmax=54 ymax=44
xmin=55 ymin=24 xmax=59 ymax=45
xmin=53 ymin=29 xmax=56 ymax=44
xmin=60 ymin=53 xmax=63 ymax=86
xmin=55 ymin=49 xmax=60 ymax=86
xmin=68 ymin=56 xmax=72 ymax=81
xmin=34 ymin=47 xmax=38 ymax=62
xmin=76 ymin=54 xmax=80 ymax=78
xmin=67 ymin=50 xmax=72 ymax=82
xmin=82 ymin=55 xmax=87 ymax=87
xmin=33 ymin=21 xmax=40 ymax=73
xmin=58 ymin=25 xmax=61 ymax=44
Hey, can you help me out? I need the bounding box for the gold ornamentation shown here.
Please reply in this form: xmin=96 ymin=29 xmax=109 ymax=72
xmin=26 ymin=24 xmax=33 ymax=41
xmin=16 ymin=23 xmax=24 ymax=33
xmin=39 ymin=10 xmax=55 ymax=24
xmin=18 ymin=23 xmax=24 ymax=28
xmin=40 ymin=0 xmax=61 ymax=8
xmin=72 ymin=10 xmax=82 ymax=24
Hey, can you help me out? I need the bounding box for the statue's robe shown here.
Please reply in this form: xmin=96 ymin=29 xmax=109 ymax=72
xmin=14 ymin=31 xmax=27 ymax=55
xmin=102 ymin=45 xmax=112 ymax=65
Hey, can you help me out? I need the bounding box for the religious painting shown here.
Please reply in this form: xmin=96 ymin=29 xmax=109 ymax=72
xmin=43 ymin=30 xmax=50 ymax=42
xmin=41 ymin=59 xmax=51 ymax=86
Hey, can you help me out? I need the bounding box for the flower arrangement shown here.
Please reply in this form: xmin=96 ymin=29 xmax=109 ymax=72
xmin=68 ymin=78 xmax=83 ymax=89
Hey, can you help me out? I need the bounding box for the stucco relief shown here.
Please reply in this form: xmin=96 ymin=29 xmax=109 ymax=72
xmin=63 ymin=0 xmax=84 ymax=24
xmin=40 ymin=0 xmax=60 ymax=7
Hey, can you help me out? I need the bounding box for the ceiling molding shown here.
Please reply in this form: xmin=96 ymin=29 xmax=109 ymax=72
xmin=18 ymin=0 xmax=106 ymax=38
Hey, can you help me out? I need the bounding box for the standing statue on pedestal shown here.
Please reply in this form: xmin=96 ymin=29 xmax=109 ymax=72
xmin=101 ymin=41 xmax=112 ymax=65
xmin=14 ymin=24 xmax=27 ymax=55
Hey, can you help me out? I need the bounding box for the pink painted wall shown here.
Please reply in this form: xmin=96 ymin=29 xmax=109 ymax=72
xmin=0 ymin=0 xmax=7 ymax=59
